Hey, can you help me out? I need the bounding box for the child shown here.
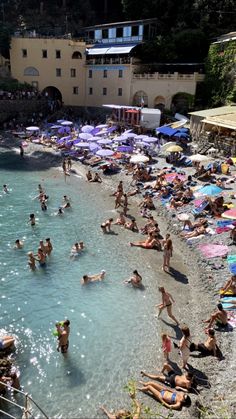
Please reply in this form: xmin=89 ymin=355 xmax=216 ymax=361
xmin=161 ymin=333 xmax=171 ymax=361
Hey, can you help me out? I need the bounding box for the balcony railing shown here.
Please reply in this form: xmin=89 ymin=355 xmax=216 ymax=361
xmin=86 ymin=57 xmax=131 ymax=65
xmin=132 ymin=72 xmax=205 ymax=81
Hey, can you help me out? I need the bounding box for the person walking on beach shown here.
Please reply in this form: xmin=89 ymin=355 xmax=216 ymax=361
xmin=156 ymin=287 xmax=179 ymax=325
xmin=162 ymin=234 xmax=173 ymax=272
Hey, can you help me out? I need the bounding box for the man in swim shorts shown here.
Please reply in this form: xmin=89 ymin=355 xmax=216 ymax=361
xmin=56 ymin=320 xmax=70 ymax=354
xmin=141 ymin=363 xmax=194 ymax=392
xmin=203 ymin=303 xmax=228 ymax=330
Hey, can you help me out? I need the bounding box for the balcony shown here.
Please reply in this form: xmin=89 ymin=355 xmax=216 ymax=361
xmin=132 ymin=72 xmax=205 ymax=81
xmin=86 ymin=57 xmax=131 ymax=66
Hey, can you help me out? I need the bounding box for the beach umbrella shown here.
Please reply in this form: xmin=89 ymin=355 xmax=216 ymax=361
xmin=57 ymin=119 xmax=66 ymax=123
xmin=97 ymin=138 xmax=113 ymax=145
xmin=60 ymin=121 xmax=73 ymax=126
xmin=74 ymin=142 xmax=90 ymax=148
xmin=113 ymin=135 xmax=128 ymax=142
xmin=58 ymin=127 xmax=71 ymax=134
xmin=222 ymin=209 xmax=236 ymax=220
xmin=96 ymin=149 xmax=114 ymax=157
xmin=198 ymin=185 xmax=223 ymax=196
xmin=189 ymin=154 xmax=211 ymax=162
xmin=166 ymin=145 xmax=183 ymax=153
xmin=96 ymin=124 xmax=108 ymax=129
xmin=81 ymin=125 xmax=94 ymax=133
xmin=26 ymin=126 xmax=40 ymax=131
xmin=125 ymin=133 xmax=137 ymax=139
xmin=79 ymin=133 xmax=93 ymax=140
xmin=86 ymin=136 xmax=101 ymax=142
xmin=135 ymin=135 xmax=149 ymax=140
xmin=178 ymin=128 xmax=189 ymax=133
xmin=130 ymin=154 xmax=149 ymax=163
xmin=51 ymin=125 xmax=62 ymax=129
xmin=135 ymin=141 xmax=151 ymax=147
xmin=160 ymin=141 xmax=176 ymax=150
xmin=89 ymin=143 xmax=101 ymax=152
xmin=143 ymin=137 xmax=158 ymax=143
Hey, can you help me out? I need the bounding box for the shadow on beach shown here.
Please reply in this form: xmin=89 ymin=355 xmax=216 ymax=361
xmin=168 ymin=267 xmax=189 ymax=284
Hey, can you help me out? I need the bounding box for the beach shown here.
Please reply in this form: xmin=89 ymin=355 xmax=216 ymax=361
xmin=1 ymin=136 xmax=236 ymax=418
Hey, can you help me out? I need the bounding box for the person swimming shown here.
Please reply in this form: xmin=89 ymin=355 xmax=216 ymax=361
xmin=45 ymin=238 xmax=53 ymax=256
xmin=27 ymin=252 xmax=36 ymax=270
xmin=81 ymin=270 xmax=106 ymax=285
xmin=3 ymin=184 xmax=9 ymax=193
xmin=28 ymin=213 xmax=36 ymax=226
xmin=14 ymin=239 xmax=24 ymax=249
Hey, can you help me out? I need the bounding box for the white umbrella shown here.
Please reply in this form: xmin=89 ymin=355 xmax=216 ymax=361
xmin=97 ymin=139 xmax=113 ymax=145
xmin=81 ymin=125 xmax=94 ymax=133
xmin=143 ymin=137 xmax=158 ymax=143
xmin=74 ymin=142 xmax=90 ymax=148
xmin=160 ymin=141 xmax=176 ymax=150
xmin=135 ymin=135 xmax=149 ymax=140
xmin=60 ymin=121 xmax=73 ymax=126
xmin=79 ymin=133 xmax=93 ymax=140
xmin=130 ymin=154 xmax=149 ymax=163
xmin=96 ymin=124 xmax=108 ymax=129
xmin=189 ymin=154 xmax=211 ymax=162
xmin=26 ymin=126 xmax=40 ymax=131
xmin=125 ymin=133 xmax=137 ymax=138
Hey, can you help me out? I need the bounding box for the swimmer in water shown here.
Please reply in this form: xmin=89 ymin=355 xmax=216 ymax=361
xmin=124 ymin=270 xmax=142 ymax=288
xmin=70 ymin=241 xmax=84 ymax=257
xmin=63 ymin=195 xmax=71 ymax=203
xmin=81 ymin=270 xmax=106 ymax=285
xmin=63 ymin=202 xmax=71 ymax=209
xmin=38 ymin=184 xmax=44 ymax=193
xmin=3 ymin=184 xmax=9 ymax=193
xmin=14 ymin=239 xmax=24 ymax=249
xmin=28 ymin=252 xmax=36 ymax=270
xmin=45 ymin=238 xmax=53 ymax=256
xmin=101 ymin=218 xmax=114 ymax=233
xmin=36 ymin=248 xmax=47 ymax=267
xmin=41 ymin=200 xmax=47 ymax=211
xmin=28 ymin=213 xmax=36 ymax=226
xmin=57 ymin=207 xmax=64 ymax=215
xmin=39 ymin=240 xmax=47 ymax=255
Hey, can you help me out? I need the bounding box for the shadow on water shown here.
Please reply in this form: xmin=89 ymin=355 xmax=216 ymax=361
xmin=168 ymin=267 xmax=189 ymax=284
xmin=0 ymin=150 xmax=61 ymax=171
xmin=61 ymin=353 xmax=86 ymax=388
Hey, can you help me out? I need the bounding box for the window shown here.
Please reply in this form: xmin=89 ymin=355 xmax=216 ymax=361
xmin=131 ymin=26 xmax=139 ymax=36
xmin=56 ymin=68 xmax=61 ymax=77
xmin=72 ymin=51 xmax=82 ymax=59
xmin=56 ymin=50 xmax=61 ymax=59
xmin=118 ymin=69 xmax=123 ymax=78
xmin=103 ymin=87 xmax=107 ymax=96
xmin=88 ymin=69 xmax=92 ymax=78
xmin=22 ymin=49 xmax=27 ymax=58
xmin=42 ymin=49 xmax=47 ymax=58
xmin=89 ymin=87 xmax=93 ymax=95
xmin=102 ymin=29 xmax=108 ymax=39
xmin=116 ymin=27 xmax=123 ymax=38
xmin=118 ymin=88 xmax=122 ymax=96
xmin=103 ymin=69 xmax=107 ymax=78
xmin=73 ymin=87 xmax=79 ymax=94
xmin=71 ymin=68 xmax=76 ymax=77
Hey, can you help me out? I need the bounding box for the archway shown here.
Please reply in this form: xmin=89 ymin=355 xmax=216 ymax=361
xmin=154 ymin=95 xmax=165 ymax=111
xmin=171 ymin=92 xmax=194 ymax=114
xmin=41 ymin=86 xmax=62 ymax=101
xmin=72 ymin=51 xmax=82 ymax=59
xmin=133 ymin=91 xmax=148 ymax=107
xmin=24 ymin=66 xmax=39 ymax=76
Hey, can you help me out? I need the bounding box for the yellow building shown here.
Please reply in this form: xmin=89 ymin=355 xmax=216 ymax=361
xmin=10 ymin=21 xmax=204 ymax=111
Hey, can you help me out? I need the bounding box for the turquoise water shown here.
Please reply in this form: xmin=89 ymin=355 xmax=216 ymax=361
xmin=0 ymin=151 xmax=160 ymax=418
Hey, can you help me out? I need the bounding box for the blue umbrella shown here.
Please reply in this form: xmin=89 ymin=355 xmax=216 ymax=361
xmin=198 ymin=185 xmax=223 ymax=196
xmin=173 ymin=132 xmax=189 ymax=138
xmin=96 ymin=149 xmax=114 ymax=157
xmin=178 ymin=128 xmax=189 ymax=133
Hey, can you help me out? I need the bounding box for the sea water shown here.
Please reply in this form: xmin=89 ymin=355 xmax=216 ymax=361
xmin=0 ymin=151 xmax=160 ymax=417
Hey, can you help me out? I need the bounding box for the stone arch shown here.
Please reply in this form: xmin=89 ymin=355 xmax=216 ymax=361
xmin=133 ymin=90 xmax=148 ymax=107
xmin=154 ymin=95 xmax=165 ymax=111
xmin=41 ymin=86 xmax=62 ymax=101
xmin=171 ymin=92 xmax=194 ymax=114
xmin=72 ymin=51 xmax=82 ymax=59
xmin=24 ymin=66 xmax=39 ymax=76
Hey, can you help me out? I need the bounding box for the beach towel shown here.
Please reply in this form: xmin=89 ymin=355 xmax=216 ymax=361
xmin=221 ymin=296 xmax=236 ymax=310
xmin=198 ymin=243 xmax=229 ymax=258
xmin=228 ymin=263 xmax=236 ymax=275
xmin=216 ymin=227 xmax=232 ymax=234
xmin=217 ymin=220 xmax=236 ymax=227
xmin=227 ymin=255 xmax=236 ymax=264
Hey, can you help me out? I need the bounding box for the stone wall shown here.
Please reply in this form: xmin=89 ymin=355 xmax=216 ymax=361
xmin=0 ymin=98 xmax=49 ymax=124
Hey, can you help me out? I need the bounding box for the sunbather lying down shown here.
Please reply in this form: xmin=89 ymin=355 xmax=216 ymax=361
xmin=181 ymin=226 xmax=207 ymax=238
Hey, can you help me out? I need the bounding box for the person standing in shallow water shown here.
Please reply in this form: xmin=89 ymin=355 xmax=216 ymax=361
xmin=56 ymin=320 xmax=70 ymax=354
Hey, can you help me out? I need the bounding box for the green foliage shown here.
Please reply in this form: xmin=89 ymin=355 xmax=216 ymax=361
xmin=204 ymin=40 xmax=236 ymax=107
xmin=0 ymin=79 xmax=33 ymax=92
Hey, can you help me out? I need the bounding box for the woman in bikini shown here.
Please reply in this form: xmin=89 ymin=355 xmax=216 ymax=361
xmin=137 ymin=381 xmax=191 ymax=410
xmin=221 ymin=275 xmax=236 ymax=295
xmin=130 ymin=233 xmax=161 ymax=250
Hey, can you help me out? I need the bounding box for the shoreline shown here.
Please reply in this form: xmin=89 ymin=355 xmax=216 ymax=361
xmin=1 ymin=142 xmax=236 ymax=417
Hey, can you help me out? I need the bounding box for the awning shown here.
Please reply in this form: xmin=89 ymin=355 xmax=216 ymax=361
xmin=87 ymin=47 xmax=110 ymax=56
xmin=156 ymin=126 xmax=179 ymax=136
xmin=202 ymin=118 xmax=236 ymax=130
xmin=87 ymin=44 xmax=137 ymax=56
